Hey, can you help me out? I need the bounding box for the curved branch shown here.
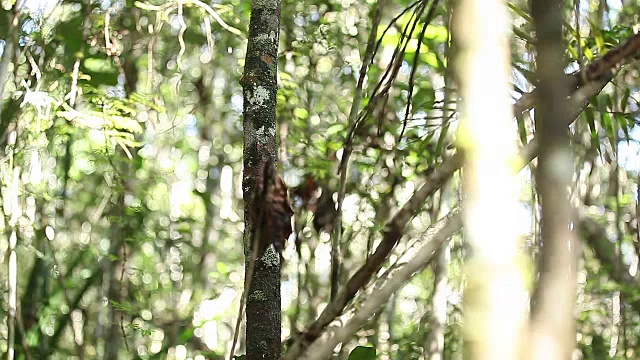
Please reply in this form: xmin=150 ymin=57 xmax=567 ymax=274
xmin=300 ymin=210 xmax=461 ymax=360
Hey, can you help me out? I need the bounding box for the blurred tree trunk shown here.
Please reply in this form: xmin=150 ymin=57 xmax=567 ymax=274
xmin=102 ymin=197 xmax=127 ymax=360
xmin=194 ymin=72 xmax=227 ymax=291
xmin=102 ymin=156 xmax=143 ymax=360
xmin=425 ymin=233 xmax=449 ymax=360
xmin=425 ymin=9 xmax=454 ymax=355
xmin=240 ymin=0 xmax=282 ymax=358
xmin=5 ymin=168 xmax=20 ymax=360
xmin=16 ymin=206 xmax=47 ymax=357
xmin=457 ymin=0 xmax=528 ymax=358
xmin=529 ymin=0 xmax=579 ymax=358
xmin=1 ymin=6 xmax=20 ymax=359
xmin=102 ymin=26 xmax=142 ymax=358
xmin=0 ymin=3 xmax=19 ymax=119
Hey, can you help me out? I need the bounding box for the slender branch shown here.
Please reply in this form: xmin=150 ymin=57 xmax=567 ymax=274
xmin=300 ymin=210 xmax=461 ymax=360
xmin=331 ymin=0 xmax=388 ymax=300
xmin=580 ymin=213 xmax=635 ymax=285
xmin=399 ymin=0 xmax=441 ymax=141
xmin=14 ymin=302 xmax=32 ymax=360
xmin=577 ymin=209 xmax=640 ymax=321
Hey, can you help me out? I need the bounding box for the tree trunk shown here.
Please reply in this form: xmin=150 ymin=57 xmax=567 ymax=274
xmin=425 ymin=245 xmax=449 ymax=360
xmin=456 ymin=0 xmax=528 ymax=358
xmin=529 ymin=0 xmax=579 ymax=358
xmin=426 ymin=11 xmax=454 ymax=354
xmin=102 ymin=214 xmax=125 ymax=360
xmin=241 ymin=0 xmax=282 ymax=358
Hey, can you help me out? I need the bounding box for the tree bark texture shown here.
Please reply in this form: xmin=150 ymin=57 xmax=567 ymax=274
xmin=241 ymin=0 xmax=282 ymax=358
xmin=529 ymin=1 xmax=579 ymax=358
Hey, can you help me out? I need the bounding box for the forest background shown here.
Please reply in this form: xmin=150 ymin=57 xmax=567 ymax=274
xmin=2 ymin=0 xmax=640 ymax=359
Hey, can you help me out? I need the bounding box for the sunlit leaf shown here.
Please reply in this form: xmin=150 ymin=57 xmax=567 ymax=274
xmin=348 ymin=346 xmax=376 ymax=360
xmin=293 ymin=108 xmax=309 ymax=119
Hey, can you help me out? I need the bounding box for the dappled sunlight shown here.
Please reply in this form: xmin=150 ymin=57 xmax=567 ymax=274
xmin=0 ymin=0 xmax=639 ymax=359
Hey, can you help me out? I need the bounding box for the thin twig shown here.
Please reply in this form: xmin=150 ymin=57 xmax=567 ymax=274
xmin=135 ymin=0 xmax=243 ymax=37
xmin=119 ymin=243 xmax=130 ymax=352
xmin=331 ymin=0 xmax=389 ymax=300
xmin=399 ymin=0 xmax=441 ymax=141
xmin=300 ymin=210 xmax=461 ymax=360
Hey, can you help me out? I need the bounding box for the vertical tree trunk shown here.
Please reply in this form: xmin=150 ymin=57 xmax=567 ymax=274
xmin=425 ymin=8 xmax=454 ymax=354
xmin=103 ymin=202 xmax=126 ymax=360
xmin=241 ymin=0 xmax=282 ymax=358
xmin=425 ymin=244 xmax=449 ymax=360
xmin=529 ymin=0 xmax=579 ymax=358
xmin=0 ymin=3 xmax=19 ymax=119
xmin=456 ymin=0 xmax=528 ymax=358
xmin=5 ymin=167 xmax=20 ymax=360
xmin=1 ymin=9 xmax=21 ymax=357
xmin=101 ymin=29 xmax=141 ymax=359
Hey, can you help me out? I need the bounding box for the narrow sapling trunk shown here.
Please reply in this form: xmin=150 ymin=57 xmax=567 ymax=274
xmin=239 ymin=0 xmax=282 ymax=358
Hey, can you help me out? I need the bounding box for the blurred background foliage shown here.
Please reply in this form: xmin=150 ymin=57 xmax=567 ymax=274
xmin=0 ymin=0 xmax=639 ymax=359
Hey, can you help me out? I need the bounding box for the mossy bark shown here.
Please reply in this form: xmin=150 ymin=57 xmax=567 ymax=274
xmin=241 ymin=0 xmax=282 ymax=358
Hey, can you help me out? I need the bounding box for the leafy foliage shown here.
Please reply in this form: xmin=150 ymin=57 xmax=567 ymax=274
xmin=0 ymin=0 xmax=639 ymax=359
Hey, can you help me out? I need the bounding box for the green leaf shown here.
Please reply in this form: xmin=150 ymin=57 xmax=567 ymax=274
xmin=435 ymin=122 xmax=450 ymax=158
xmin=293 ymin=108 xmax=309 ymax=119
xmin=615 ymin=113 xmax=631 ymax=142
xmin=583 ymin=46 xmax=594 ymax=60
xmin=584 ymin=107 xmax=600 ymax=153
xmin=423 ymin=25 xmax=448 ymax=42
xmin=84 ymin=58 xmax=116 ymax=73
xmin=584 ymin=107 xmax=596 ymax=134
xmin=108 ymin=115 xmax=143 ymax=134
xmin=327 ymin=124 xmax=345 ymax=136
xmin=601 ymin=111 xmax=614 ymax=142
xmin=595 ymin=33 xmax=606 ymax=52
xmin=620 ymin=88 xmax=630 ymax=112
xmin=597 ymin=95 xmax=608 ymax=114
xmin=178 ymin=328 xmax=194 ymax=343
xmin=348 ymin=346 xmax=376 ymax=360
xmin=516 ymin=115 xmax=527 ymax=145
xmin=421 ymin=52 xmax=439 ymax=68
xmin=567 ymin=45 xmax=578 ymax=61
xmin=508 ymin=3 xmax=533 ymax=23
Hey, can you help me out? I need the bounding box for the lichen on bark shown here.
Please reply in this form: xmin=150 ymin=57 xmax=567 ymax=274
xmin=241 ymin=0 xmax=282 ymax=357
